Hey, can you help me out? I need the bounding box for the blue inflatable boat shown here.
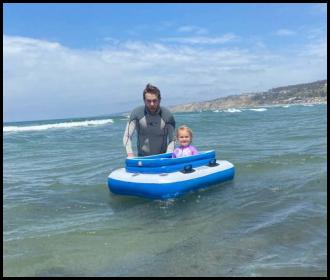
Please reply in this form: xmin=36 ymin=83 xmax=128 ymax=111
xmin=107 ymin=150 xmax=235 ymax=200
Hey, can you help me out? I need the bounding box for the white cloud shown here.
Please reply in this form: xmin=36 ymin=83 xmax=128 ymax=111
xmin=162 ymin=33 xmax=238 ymax=45
xmin=304 ymin=27 xmax=326 ymax=40
xmin=3 ymin=34 xmax=327 ymax=122
xmin=298 ymin=38 xmax=327 ymax=59
xmin=177 ymin=25 xmax=208 ymax=35
xmin=103 ymin=37 xmax=120 ymax=45
xmin=275 ymin=29 xmax=296 ymax=36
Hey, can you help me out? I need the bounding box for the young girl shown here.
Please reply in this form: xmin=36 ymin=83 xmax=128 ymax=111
xmin=172 ymin=125 xmax=199 ymax=158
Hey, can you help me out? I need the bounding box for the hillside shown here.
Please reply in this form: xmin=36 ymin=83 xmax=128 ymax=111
xmin=170 ymin=80 xmax=327 ymax=113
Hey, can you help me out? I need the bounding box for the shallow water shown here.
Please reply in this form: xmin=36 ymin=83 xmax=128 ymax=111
xmin=3 ymin=104 xmax=327 ymax=276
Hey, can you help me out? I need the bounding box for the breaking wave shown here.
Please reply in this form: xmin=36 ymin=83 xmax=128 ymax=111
xmin=3 ymin=119 xmax=114 ymax=133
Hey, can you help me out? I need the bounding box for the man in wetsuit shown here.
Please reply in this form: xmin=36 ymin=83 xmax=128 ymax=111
xmin=123 ymin=83 xmax=176 ymax=157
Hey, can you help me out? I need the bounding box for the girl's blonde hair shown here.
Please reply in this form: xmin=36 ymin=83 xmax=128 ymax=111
xmin=176 ymin=125 xmax=193 ymax=139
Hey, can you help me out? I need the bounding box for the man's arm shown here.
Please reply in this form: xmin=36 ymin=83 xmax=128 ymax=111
xmin=123 ymin=120 xmax=136 ymax=157
xmin=166 ymin=122 xmax=176 ymax=153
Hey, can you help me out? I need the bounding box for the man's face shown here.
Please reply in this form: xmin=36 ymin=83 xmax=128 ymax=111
xmin=144 ymin=92 xmax=160 ymax=113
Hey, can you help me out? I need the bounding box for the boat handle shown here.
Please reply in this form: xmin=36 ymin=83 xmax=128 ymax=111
xmin=181 ymin=164 xmax=195 ymax=174
xmin=208 ymin=159 xmax=219 ymax=167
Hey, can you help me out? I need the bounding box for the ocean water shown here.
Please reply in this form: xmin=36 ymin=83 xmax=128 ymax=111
xmin=3 ymin=104 xmax=327 ymax=277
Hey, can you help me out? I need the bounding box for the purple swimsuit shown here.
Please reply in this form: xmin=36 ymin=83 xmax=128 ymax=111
xmin=172 ymin=145 xmax=198 ymax=158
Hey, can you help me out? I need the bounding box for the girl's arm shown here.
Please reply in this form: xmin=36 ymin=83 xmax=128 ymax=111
xmin=172 ymin=148 xmax=179 ymax=158
xmin=190 ymin=145 xmax=199 ymax=155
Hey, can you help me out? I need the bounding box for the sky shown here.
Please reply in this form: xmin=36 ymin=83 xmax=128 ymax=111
xmin=3 ymin=3 xmax=327 ymax=122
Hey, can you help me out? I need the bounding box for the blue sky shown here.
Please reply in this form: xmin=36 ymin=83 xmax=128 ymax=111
xmin=3 ymin=3 xmax=327 ymax=122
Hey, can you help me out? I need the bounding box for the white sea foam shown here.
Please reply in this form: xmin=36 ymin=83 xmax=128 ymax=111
xmin=3 ymin=119 xmax=114 ymax=132
xmin=249 ymin=108 xmax=267 ymax=112
xmin=224 ymin=108 xmax=242 ymax=113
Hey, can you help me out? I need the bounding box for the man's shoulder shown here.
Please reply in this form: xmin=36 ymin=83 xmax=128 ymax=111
xmin=160 ymin=106 xmax=174 ymax=118
xmin=130 ymin=106 xmax=145 ymax=120
xmin=131 ymin=105 xmax=145 ymax=113
xmin=160 ymin=106 xmax=175 ymax=126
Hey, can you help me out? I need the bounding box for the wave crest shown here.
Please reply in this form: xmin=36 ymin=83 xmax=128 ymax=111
xmin=3 ymin=119 xmax=114 ymax=133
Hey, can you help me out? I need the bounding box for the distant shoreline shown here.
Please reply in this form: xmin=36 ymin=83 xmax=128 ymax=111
xmin=170 ymin=99 xmax=327 ymax=113
xmin=4 ymin=80 xmax=326 ymax=123
xmin=171 ymin=101 xmax=327 ymax=113
xmin=170 ymin=80 xmax=327 ymax=113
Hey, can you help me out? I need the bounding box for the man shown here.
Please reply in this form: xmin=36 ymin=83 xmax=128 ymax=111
xmin=123 ymin=83 xmax=176 ymax=157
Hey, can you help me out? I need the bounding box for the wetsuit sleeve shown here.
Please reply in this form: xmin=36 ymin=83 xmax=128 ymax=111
xmin=123 ymin=120 xmax=136 ymax=155
xmin=166 ymin=122 xmax=176 ymax=153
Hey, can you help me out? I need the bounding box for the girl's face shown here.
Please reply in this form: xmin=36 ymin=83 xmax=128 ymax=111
xmin=177 ymin=130 xmax=192 ymax=147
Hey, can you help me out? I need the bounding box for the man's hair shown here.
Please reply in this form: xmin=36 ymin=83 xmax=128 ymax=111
xmin=143 ymin=83 xmax=161 ymax=100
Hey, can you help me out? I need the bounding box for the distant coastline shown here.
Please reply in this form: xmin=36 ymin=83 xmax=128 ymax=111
xmin=170 ymin=80 xmax=327 ymax=113
xmin=4 ymin=80 xmax=326 ymax=124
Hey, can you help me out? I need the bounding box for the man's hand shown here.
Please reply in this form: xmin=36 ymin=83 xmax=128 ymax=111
xmin=127 ymin=153 xmax=135 ymax=158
